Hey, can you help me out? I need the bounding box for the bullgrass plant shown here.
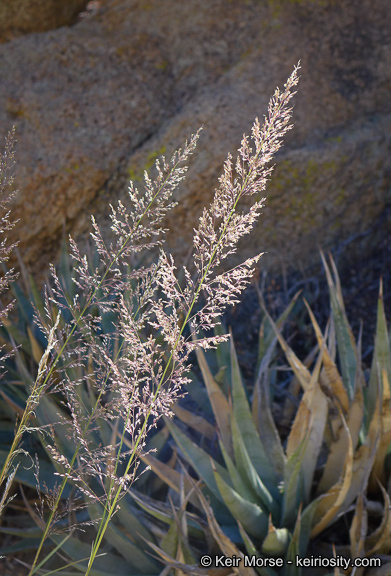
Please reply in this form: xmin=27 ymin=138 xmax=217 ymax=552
xmin=0 ymin=127 xmax=20 ymax=516
xmin=0 ymin=65 xmax=301 ymax=574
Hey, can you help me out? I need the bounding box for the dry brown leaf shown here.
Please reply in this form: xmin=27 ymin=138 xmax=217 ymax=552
xmin=366 ymin=485 xmax=391 ymax=556
xmin=171 ymin=403 xmax=216 ymax=441
xmin=304 ymin=300 xmax=349 ymax=413
xmin=370 ymin=369 xmax=391 ymax=489
xmin=311 ymin=412 xmax=353 ymax=538
xmin=349 ymin=492 xmax=367 ymax=569
xmin=318 ymin=390 xmax=364 ymax=494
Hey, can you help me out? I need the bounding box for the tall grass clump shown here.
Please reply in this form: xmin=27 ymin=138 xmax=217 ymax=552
xmin=0 ymin=65 xmax=300 ymax=573
xmin=0 ymin=128 xmax=20 ymax=516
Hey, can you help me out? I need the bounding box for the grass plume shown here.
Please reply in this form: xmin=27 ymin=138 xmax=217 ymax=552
xmin=0 ymin=65 xmax=300 ymax=574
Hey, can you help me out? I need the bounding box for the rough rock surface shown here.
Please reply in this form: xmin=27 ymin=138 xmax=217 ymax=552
xmin=0 ymin=0 xmax=390 ymax=279
xmin=0 ymin=0 xmax=90 ymax=41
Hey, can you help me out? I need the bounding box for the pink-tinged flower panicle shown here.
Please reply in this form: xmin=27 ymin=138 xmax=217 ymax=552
xmin=190 ymin=64 xmax=300 ymax=335
xmin=23 ymin=66 xmax=299 ymax=572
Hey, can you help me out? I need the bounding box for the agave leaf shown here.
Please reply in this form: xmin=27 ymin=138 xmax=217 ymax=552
xmin=215 ymin=321 xmax=232 ymax=394
xmin=286 ymin=347 xmax=324 ymax=456
xmin=257 ymin=290 xmax=301 ymax=365
xmin=369 ymin=368 xmax=391 ymax=489
xmin=162 ymin=498 xmax=198 ymax=568
xmin=0 ymin=450 xmax=71 ymax=496
xmin=0 ymin=537 xmax=47 ymax=555
xmin=219 ymin=435 xmax=261 ymax=508
xmin=282 ymin=507 xmax=301 ymax=576
xmin=281 ymin=432 xmax=308 ymax=528
xmin=186 ymin=371 xmax=214 ymax=419
xmin=130 ymin=488 xmax=205 ymax=542
xmin=58 ymin=238 xmax=76 ymax=300
xmin=171 ymin=403 xmax=216 ymax=440
xmin=130 ymin=488 xmax=180 ymax=526
xmin=349 ymin=493 xmax=367 ymax=570
xmin=164 ymin=417 xmax=231 ymax=503
xmin=3 ymin=319 xmax=32 ymax=355
xmin=214 ymin=365 xmax=227 ymax=385
xmin=265 ymin=311 xmax=311 ymax=393
xmin=304 ymin=300 xmax=349 ymax=412
xmin=229 ymin=416 xmax=280 ymax=517
xmin=0 ymin=386 xmax=26 ymax=417
xmin=320 ymin=252 xmax=356 ymax=399
xmin=238 ymin=524 xmax=278 ymax=576
xmin=82 ymin=501 xmax=160 ymax=573
xmin=318 ymin=389 xmax=364 ymax=494
xmin=195 ymin=346 xmax=233 ymax=457
xmin=113 ymin=493 xmax=156 ymax=546
xmin=230 ymin=335 xmax=279 ymax=492
xmin=213 ymin=465 xmax=268 ymax=539
xmin=30 ymin=531 xmax=81 ymax=575
xmin=10 ymin=279 xmax=35 ymax=324
xmin=27 ymin=272 xmax=47 ymax=319
xmin=252 ymin=340 xmax=285 ymax=480
xmin=149 ymin=449 xmax=177 ymax=496
xmin=140 ymin=452 xmax=202 ymax=510
xmin=365 ymin=561 xmax=391 ymax=576
xmin=0 ymin=524 xmax=43 ymax=538
xmin=297 ymin=495 xmax=322 ymax=558
xmin=367 ymin=281 xmax=391 ymax=433
xmin=99 ymin=306 xmax=117 ymax=338
xmin=261 ymin=517 xmax=289 ymax=557
xmin=286 ymin=349 xmax=328 ymax=502
xmin=145 ymin=544 xmax=207 ymax=576
xmin=129 ymin=488 xmax=205 ymax=541
xmin=310 ymin=413 xmax=353 ymax=538
xmin=365 ymin=484 xmax=391 ymax=555
xmin=49 ymin=533 xmax=131 ymax=576
xmin=156 ymin=540 xmax=194 ymax=576
xmin=13 ymin=346 xmax=35 ymax=387
xmin=27 ymin=325 xmax=44 ymax=365
xmin=190 ymin=477 xmax=259 ymax=576
xmin=339 ymin=395 xmax=381 ymax=515
xmin=136 ymin=425 xmax=170 ymax=488
xmin=279 ymin=345 xmax=318 ymax=432
xmin=257 ymin=317 xmax=269 ymax=366
xmin=34 ymin=395 xmax=78 ymax=461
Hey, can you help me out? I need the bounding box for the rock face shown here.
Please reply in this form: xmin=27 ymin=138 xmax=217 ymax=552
xmin=0 ymin=0 xmax=90 ymax=41
xmin=0 ymin=0 xmax=390 ymax=280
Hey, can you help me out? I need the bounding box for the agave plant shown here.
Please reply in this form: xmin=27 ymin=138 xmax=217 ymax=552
xmin=138 ymin=254 xmax=391 ymax=576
